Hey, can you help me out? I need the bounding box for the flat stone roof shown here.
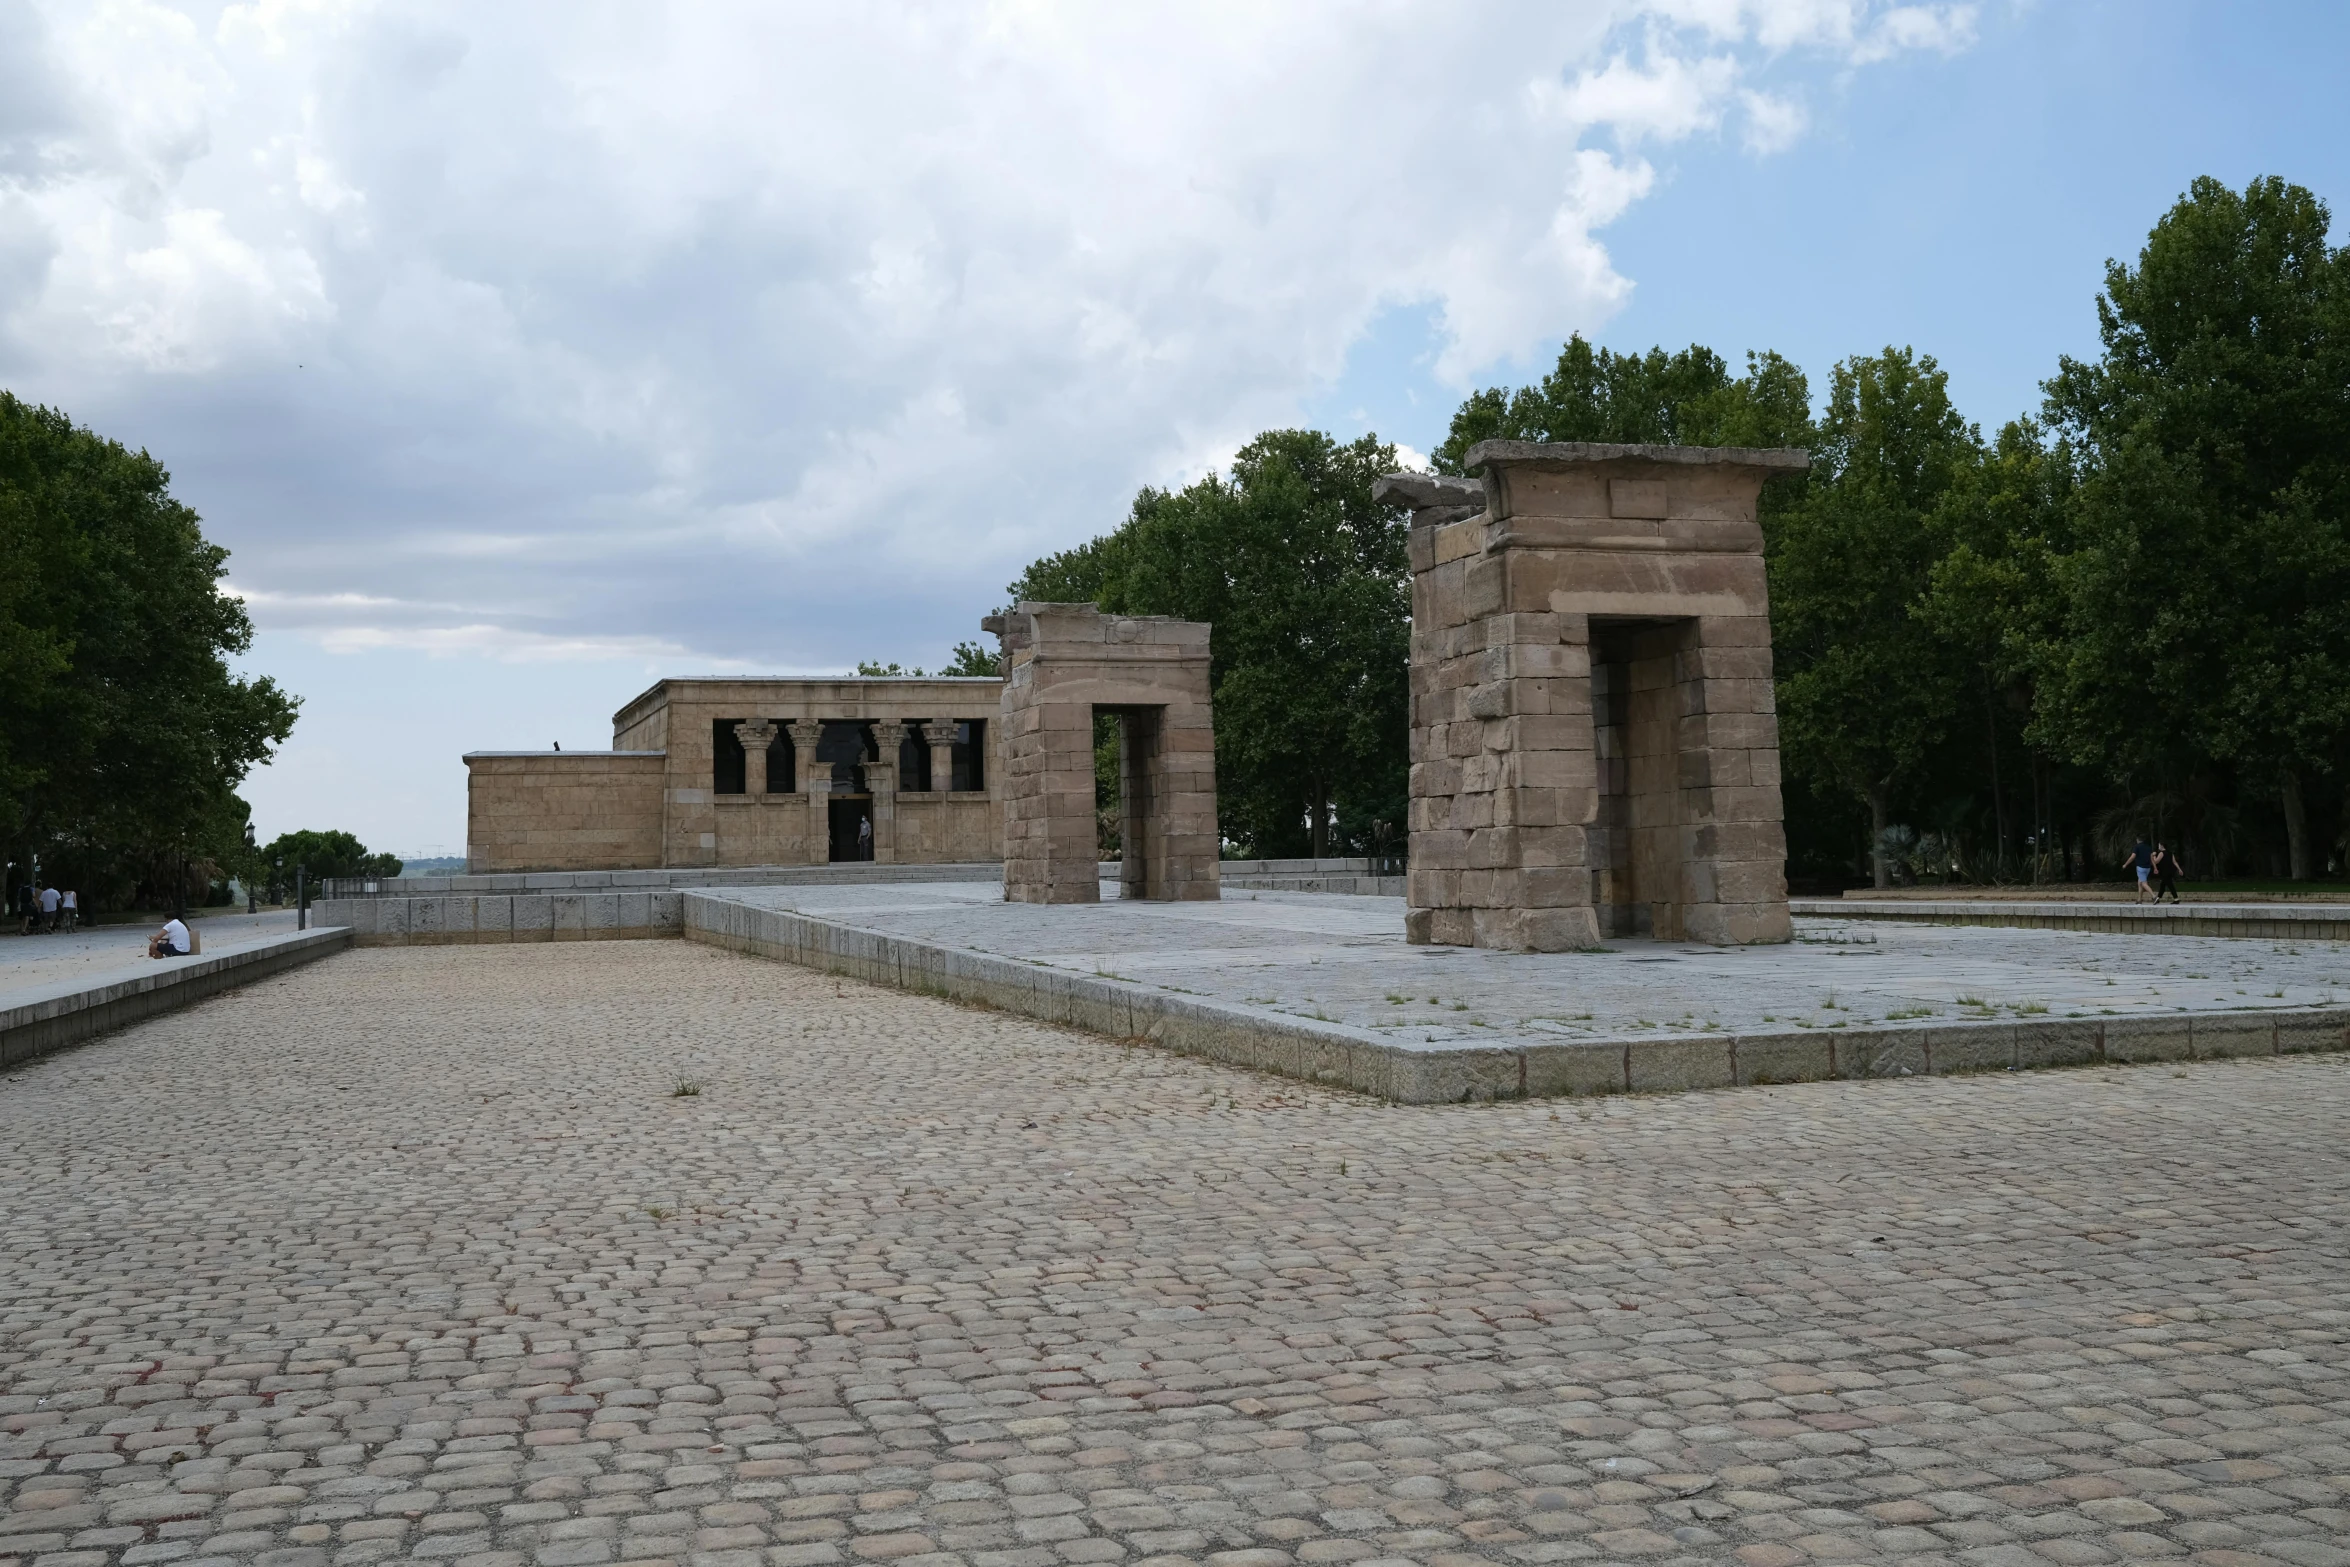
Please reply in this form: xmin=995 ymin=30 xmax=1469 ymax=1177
xmin=1462 ymin=439 xmax=1811 ymax=471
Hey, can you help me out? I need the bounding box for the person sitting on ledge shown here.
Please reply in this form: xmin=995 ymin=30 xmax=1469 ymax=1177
xmin=149 ymin=916 xmax=193 ymax=959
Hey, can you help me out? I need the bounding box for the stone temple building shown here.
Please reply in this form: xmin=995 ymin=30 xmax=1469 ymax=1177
xmin=465 ymin=677 xmax=1003 ymax=872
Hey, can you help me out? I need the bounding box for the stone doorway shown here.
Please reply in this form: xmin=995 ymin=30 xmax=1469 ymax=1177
xmin=828 ymin=795 xmax=874 ymax=861
xmin=1099 ymin=705 xmax=1163 ymax=901
xmin=1592 ymin=617 xmax=1695 ymax=938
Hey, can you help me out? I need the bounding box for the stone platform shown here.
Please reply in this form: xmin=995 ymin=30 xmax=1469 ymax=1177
xmin=688 ymin=884 xmax=2350 ymax=1102
xmin=1797 ymin=896 xmax=2350 ymax=941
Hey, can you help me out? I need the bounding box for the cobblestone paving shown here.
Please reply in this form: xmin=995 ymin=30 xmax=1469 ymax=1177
xmin=4 ymin=941 xmax=2348 ymax=1567
xmin=721 ymin=885 xmax=2350 ymax=1048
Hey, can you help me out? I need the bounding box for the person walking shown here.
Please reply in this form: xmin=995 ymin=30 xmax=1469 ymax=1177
xmin=59 ymin=887 xmax=77 ymax=931
xmin=856 ymin=813 xmax=874 ymax=860
xmin=37 ymin=883 xmax=60 ymax=932
xmin=2121 ymin=838 xmax=2156 ymax=902
xmin=2152 ymin=843 xmax=2182 ymax=903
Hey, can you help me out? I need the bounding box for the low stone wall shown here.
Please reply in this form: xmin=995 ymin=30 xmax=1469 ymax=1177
xmin=1799 ymin=899 xmax=2350 ymax=941
xmin=2 ymin=927 xmax=350 ymax=1068
xmin=317 ymin=892 xmax=683 ymax=946
xmin=321 ymin=863 xmax=1012 ymax=944
xmin=1221 ymin=873 xmax=1405 ymax=896
xmin=332 ymin=863 xmax=1004 ymax=897
xmin=683 ymin=890 xmax=2350 ymax=1103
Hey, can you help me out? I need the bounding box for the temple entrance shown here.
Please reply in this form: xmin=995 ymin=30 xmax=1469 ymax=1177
xmin=1098 ymin=705 xmax=1162 ymax=900
xmin=828 ymin=795 xmax=874 ymax=861
xmin=986 ymin=602 xmax=1220 ymax=904
xmin=1592 ymin=617 xmax=1699 ymax=940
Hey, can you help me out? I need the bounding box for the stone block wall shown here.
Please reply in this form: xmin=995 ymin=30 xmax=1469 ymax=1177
xmin=465 ymin=752 xmax=667 ymax=874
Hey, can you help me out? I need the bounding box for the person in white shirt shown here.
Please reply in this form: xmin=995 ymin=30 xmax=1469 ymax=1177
xmin=59 ymin=889 xmax=76 ymax=931
xmin=38 ymin=884 xmax=60 ymax=932
xmin=149 ymin=917 xmax=193 ymax=959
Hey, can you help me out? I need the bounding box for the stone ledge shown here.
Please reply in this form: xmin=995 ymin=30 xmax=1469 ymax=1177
xmin=1800 ymin=899 xmax=2350 ymax=941
xmin=316 ymin=892 xmax=685 ymax=946
xmin=682 ymin=891 xmax=2350 ymax=1104
xmin=336 ymin=862 xmax=1007 ymax=896
xmin=2 ymin=927 xmax=351 ymax=1069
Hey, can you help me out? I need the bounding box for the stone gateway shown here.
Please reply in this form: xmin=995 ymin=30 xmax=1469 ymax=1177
xmin=986 ymin=602 xmax=1220 ymax=904
xmin=1379 ymin=440 xmax=1807 ymax=952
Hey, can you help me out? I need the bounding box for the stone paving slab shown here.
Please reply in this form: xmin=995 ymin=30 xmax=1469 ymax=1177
xmin=3 ymin=941 xmax=2348 ymax=1567
xmin=712 ymin=887 xmax=2350 ymax=1044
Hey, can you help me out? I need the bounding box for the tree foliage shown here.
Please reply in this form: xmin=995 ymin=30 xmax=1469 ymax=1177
xmin=257 ymin=829 xmax=402 ymax=887
xmin=1432 ymin=335 xmax=1813 ymax=466
xmin=1770 ymin=348 xmax=1979 ymax=886
xmin=1 ymin=393 xmax=300 ymax=909
xmin=2033 ymin=175 xmax=2350 ymax=876
xmin=1006 ymin=430 xmax=1410 ymax=857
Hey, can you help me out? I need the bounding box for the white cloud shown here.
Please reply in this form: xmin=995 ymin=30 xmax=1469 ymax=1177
xmin=312 ymin=624 xmax=729 ymax=664
xmin=1 ymin=0 xmax=1975 ymax=682
xmin=1740 ymin=89 xmax=1810 ymax=153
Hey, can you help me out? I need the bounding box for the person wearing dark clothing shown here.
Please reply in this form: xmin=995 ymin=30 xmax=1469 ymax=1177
xmin=2122 ymin=838 xmax=2156 ymax=902
xmin=2152 ymin=843 xmax=2182 ymax=903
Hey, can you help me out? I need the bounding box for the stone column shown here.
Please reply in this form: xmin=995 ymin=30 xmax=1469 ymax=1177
xmin=864 ymin=735 xmax=897 ymax=863
xmin=923 ymin=720 xmax=959 ymax=791
xmin=785 ymin=719 xmax=826 ymax=863
xmin=732 ymin=721 xmax=778 ymax=796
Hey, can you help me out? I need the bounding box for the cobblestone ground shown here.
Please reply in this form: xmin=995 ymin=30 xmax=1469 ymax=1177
xmin=4 ymin=942 xmax=2348 ymax=1567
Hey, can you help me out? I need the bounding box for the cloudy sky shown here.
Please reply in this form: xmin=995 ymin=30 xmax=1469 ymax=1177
xmin=4 ymin=0 xmax=2345 ymax=857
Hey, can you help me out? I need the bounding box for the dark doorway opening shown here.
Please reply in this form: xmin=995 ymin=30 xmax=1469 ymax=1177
xmin=1591 ymin=617 xmax=1697 ymax=939
xmin=951 ymin=719 xmax=987 ymax=791
xmin=898 ymin=723 xmax=932 ymax=792
xmin=1097 ymin=705 xmax=1163 ymax=899
xmin=828 ymin=796 xmax=874 ymax=862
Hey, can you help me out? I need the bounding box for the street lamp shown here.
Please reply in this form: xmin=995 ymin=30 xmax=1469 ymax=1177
xmin=244 ymin=823 xmax=258 ymax=913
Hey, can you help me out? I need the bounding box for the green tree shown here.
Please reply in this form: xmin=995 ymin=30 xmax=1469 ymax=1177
xmin=1770 ymin=348 xmax=1982 ymax=886
xmin=1913 ymin=419 xmax=2079 ymax=877
xmin=0 ymin=393 xmax=299 ymax=909
xmin=1003 ymin=431 xmax=1410 ymax=857
xmin=1433 ymin=336 xmax=1813 ymax=470
xmin=939 ymin=640 xmax=1000 ymax=677
xmin=258 ymin=829 xmax=402 ymax=889
xmin=2037 ymin=175 xmax=2350 ymax=877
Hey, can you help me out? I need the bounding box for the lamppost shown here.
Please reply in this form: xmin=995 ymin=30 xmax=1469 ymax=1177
xmin=244 ymin=823 xmax=258 ymax=913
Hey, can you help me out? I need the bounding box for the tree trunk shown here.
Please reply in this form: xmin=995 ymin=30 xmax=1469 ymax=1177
xmin=1867 ymin=783 xmax=1890 ymax=889
xmin=1984 ymin=682 xmax=2008 ymax=882
xmin=2282 ymin=771 xmax=2311 ymax=881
